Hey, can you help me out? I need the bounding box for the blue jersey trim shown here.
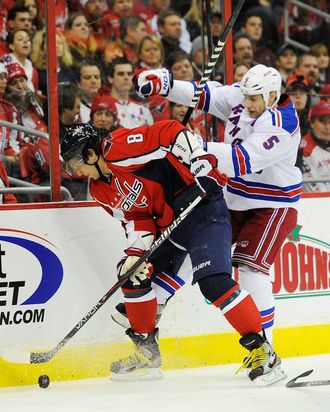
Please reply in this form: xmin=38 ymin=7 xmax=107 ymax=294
xmin=260 ymin=306 xmax=275 ymax=316
xmin=232 ymin=146 xmax=240 ymax=177
xmin=152 ymin=277 xmax=175 ymax=294
xmin=230 ymin=177 xmax=302 ymax=192
xmin=238 ymin=144 xmax=252 ymax=174
xmin=227 ymin=186 xmax=301 ymax=202
xmin=262 ymin=319 xmax=275 ymax=329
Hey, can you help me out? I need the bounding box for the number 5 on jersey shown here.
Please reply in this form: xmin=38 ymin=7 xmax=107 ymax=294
xmin=263 ymin=135 xmax=279 ymax=150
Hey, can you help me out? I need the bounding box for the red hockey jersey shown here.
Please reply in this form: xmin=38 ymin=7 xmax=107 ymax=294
xmin=89 ymin=120 xmax=196 ymax=245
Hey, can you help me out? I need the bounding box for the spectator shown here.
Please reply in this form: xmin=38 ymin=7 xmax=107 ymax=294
xmin=210 ymin=10 xmax=223 ymax=46
xmin=0 ymin=159 xmax=17 ymax=204
xmin=166 ymin=50 xmax=193 ymax=81
xmin=296 ymin=52 xmax=321 ymax=106
xmin=104 ymin=0 xmax=134 ymax=39
xmin=31 ymin=29 xmax=76 ymax=97
xmin=90 ymin=94 xmax=118 ymax=133
xmin=275 ymin=44 xmax=298 ymax=89
xmin=145 ymin=0 xmax=192 ymax=54
xmin=58 ymin=82 xmax=81 ymax=142
xmin=76 ymin=59 xmax=102 ymax=123
xmin=320 ymin=83 xmax=330 ymax=103
xmin=240 ymin=11 xmax=276 ymax=67
xmin=7 ymin=6 xmax=32 ymax=34
xmin=300 ymin=101 xmax=330 ymax=192
xmin=286 ymin=75 xmax=311 ymax=137
xmin=105 ymin=57 xmax=154 ymax=128
xmin=5 ymin=62 xmax=46 ymax=134
xmin=14 ymin=0 xmax=44 ymax=32
xmin=0 ymin=1 xmax=16 ymax=56
xmin=99 ymin=39 xmax=126 ymax=71
xmin=2 ymin=29 xmax=38 ymax=92
xmin=57 ymin=82 xmax=87 ymax=200
xmin=81 ymin=0 xmax=112 ymax=51
xmin=5 ymin=63 xmax=49 ymax=192
xmin=0 ymin=62 xmax=21 ymax=177
xmin=120 ymin=16 xmax=148 ymax=64
xmin=64 ymin=12 xmax=98 ymax=66
xmin=136 ymin=35 xmax=169 ymax=123
xmin=233 ymin=32 xmax=255 ymax=67
xmin=233 ymin=61 xmax=250 ymax=83
xmin=157 ymin=9 xmax=186 ymax=61
xmin=242 ymin=3 xmax=279 ymax=51
xmin=310 ymin=43 xmax=330 ymax=85
xmin=190 ymin=35 xmax=209 ymax=80
xmin=136 ymin=35 xmax=164 ymax=69
xmin=183 ymin=0 xmax=204 ymax=41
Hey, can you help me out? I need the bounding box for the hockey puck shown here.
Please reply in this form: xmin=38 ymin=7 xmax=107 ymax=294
xmin=38 ymin=375 xmax=50 ymax=388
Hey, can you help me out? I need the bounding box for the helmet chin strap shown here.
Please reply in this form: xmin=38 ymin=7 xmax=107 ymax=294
xmin=93 ymin=155 xmax=111 ymax=183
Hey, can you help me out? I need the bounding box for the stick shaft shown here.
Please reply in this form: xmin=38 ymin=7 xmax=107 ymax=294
xmin=182 ymin=0 xmax=246 ymax=126
xmin=29 ymin=193 xmax=204 ymax=363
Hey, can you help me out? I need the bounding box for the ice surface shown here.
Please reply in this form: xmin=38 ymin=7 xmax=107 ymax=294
xmin=1 ymin=354 xmax=330 ymax=412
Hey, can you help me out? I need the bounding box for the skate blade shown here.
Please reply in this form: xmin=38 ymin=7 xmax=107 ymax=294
xmin=110 ymin=368 xmax=163 ymax=382
xmin=253 ymin=365 xmax=287 ymax=387
xmin=110 ymin=312 xmax=130 ymax=329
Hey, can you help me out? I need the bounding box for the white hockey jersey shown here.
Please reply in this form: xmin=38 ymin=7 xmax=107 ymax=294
xmin=168 ymin=81 xmax=302 ymax=210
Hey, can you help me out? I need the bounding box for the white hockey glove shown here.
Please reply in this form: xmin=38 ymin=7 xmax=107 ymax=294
xmin=117 ymin=248 xmax=153 ymax=286
xmin=190 ymin=154 xmax=228 ymax=195
xmin=133 ymin=68 xmax=173 ymax=97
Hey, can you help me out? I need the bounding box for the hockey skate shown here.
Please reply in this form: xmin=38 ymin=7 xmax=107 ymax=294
xmin=110 ymin=328 xmax=163 ymax=381
xmin=111 ymin=303 xmax=165 ymax=329
xmin=236 ymin=332 xmax=287 ymax=387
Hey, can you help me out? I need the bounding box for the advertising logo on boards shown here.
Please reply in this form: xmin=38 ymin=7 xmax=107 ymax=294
xmin=271 ymin=225 xmax=330 ymax=299
xmin=0 ymin=228 xmax=63 ymax=326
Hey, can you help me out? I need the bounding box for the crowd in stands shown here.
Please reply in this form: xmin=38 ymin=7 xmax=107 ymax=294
xmin=0 ymin=0 xmax=329 ymax=203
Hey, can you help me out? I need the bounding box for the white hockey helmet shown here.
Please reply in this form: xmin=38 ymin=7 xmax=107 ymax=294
xmin=240 ymin=64 xmax=282 ymax=109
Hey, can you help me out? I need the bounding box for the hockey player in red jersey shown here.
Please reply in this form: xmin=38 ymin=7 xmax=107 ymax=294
xmin=133 ymin=64 xmax=302 ymax=381
xmin=61 ymin=120 xmax=285 ymax=385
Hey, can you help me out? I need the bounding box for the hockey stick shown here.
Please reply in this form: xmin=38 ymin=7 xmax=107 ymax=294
xmin=182 ymin=0 xmax=245 ymax=126
xmin=1 ymin=192 xmax=204 ymax=364
xmin=286 ymin=370 xmax=330 ymax=388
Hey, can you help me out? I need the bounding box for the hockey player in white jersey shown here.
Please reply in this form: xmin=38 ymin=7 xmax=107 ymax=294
xmin=129 ymin=64 xmax=302 ymax=383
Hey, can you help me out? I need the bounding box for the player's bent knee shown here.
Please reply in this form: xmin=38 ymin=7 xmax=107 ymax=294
xmin=198 ymin=273 xmax=236 ymax=303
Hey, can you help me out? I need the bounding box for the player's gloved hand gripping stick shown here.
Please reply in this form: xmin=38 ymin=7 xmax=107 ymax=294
xmin=0 ymin=193 xmax=204 ymax=364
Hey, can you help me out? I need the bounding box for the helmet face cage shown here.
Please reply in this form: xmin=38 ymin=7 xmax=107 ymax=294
xmin=240 ymin=65 xmax=282 ymax=109
xmin=60 ymin=124 xmax=102 ymax=175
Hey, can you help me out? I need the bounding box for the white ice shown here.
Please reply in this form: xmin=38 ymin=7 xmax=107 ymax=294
xmin=1 ymin=354 xmax=330 ymax=412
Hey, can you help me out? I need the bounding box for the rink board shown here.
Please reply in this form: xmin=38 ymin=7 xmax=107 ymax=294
xmin=0 ymin=194 xmax=329 ymax=387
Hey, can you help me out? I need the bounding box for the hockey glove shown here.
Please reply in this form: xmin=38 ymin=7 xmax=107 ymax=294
xmin=133 ymin=68 xmax=173 ymax=97
xmin=117 ymin=248 xmax=153 ymax=286
xmin=190 ymin=154 xmax=228 ymax=195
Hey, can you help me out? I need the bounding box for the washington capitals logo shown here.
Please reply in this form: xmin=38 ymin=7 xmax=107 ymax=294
xmin=115 ymin=178 xmax=148 ymax=211
xmin=104 ymin=135 xmax=112 ymax=156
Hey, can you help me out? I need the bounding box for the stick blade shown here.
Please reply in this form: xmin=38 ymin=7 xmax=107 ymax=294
xmin=286 ymin=370 xmax=314 ymax=387
xmin=1 ymin=348 xmax=32 ymax=364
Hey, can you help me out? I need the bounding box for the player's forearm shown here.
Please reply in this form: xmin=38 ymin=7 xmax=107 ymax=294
xmin=167 ymin=80 xmax=196 ymax=106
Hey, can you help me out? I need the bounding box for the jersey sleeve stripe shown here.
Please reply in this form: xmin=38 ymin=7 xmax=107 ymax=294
xmin=194 ymin=82 xmax=211 ymax=111
xmin=230 ymin=176 xmax=302 ymax=191
xmin=227 ymin=178 xmax=302 ymax=202
xmin=227 ymin=185 xmax=301 ymax=202
xmin=260 ymin=306 xmax=275 ymax=316
xmin=232 ymin=145 xmax=252 ymax=176
xmin=109 ymin=148 xmax=167 ymax=166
